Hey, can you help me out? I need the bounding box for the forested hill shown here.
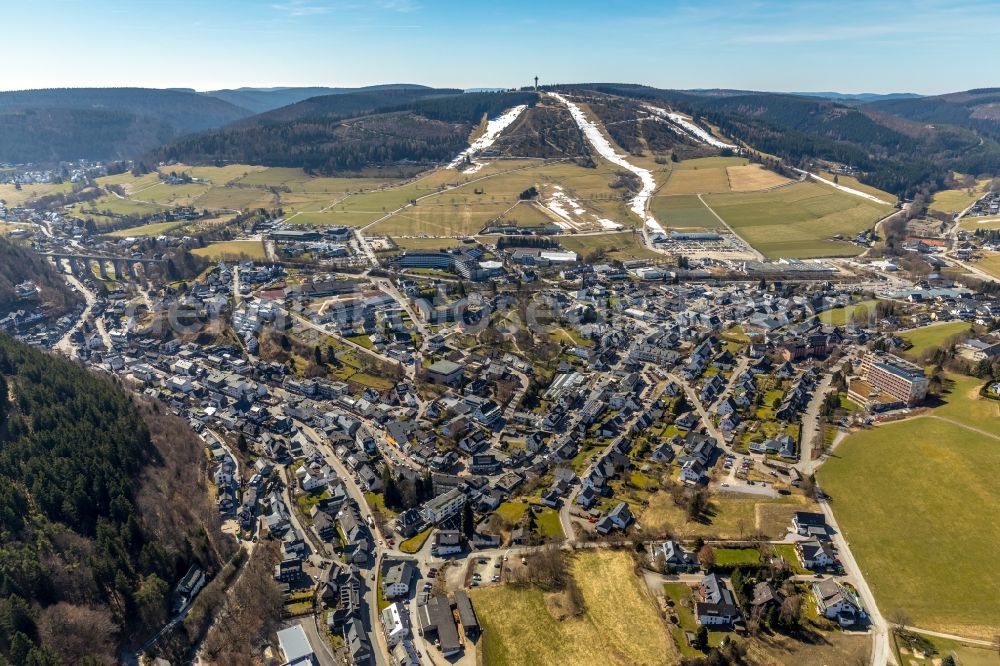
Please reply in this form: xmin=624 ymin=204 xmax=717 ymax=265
xmin=151 ymin=90 xmax=538 ymax=174
xmin=241 ymin=86 xmax=463 ymax=124
xmin=0 ymin=335 xmax=232 ymax=665
xmin=0 ymin=236 xmax=81 ymax=317
xmin=201 ymin=83 xmax=434 ymax=114
xmin=865 ymin=88 xmax=1000 ymax=138
xmin=0 ymin=88 xmax=251 ymax=164
xmin=568 ymin=84 xmax=1000 ymax=197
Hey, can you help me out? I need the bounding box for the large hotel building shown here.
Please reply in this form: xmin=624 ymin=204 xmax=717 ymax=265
xmin=849 ymin=351 xmax=929 ymax=409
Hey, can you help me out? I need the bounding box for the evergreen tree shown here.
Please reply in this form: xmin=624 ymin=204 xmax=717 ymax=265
xmin=462 ymin=502 xmax=475 ymax=538
xmin=382 ymin=468 xmax=402 ymax=509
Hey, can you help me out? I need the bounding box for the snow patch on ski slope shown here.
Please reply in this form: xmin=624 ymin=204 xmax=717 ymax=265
xmin=549 ymin=93 xmax=664 ymax=235
xmin=643 ymin=105 xmax=737 ymax=150
xmin=449 ymin=105 xmax=528 ymax=171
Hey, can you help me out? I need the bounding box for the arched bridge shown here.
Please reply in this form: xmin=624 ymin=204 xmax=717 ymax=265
xmin=43 ymin=253 xmax=164 ymax=281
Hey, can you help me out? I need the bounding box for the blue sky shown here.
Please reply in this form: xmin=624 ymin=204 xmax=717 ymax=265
xmin=5 ymin=0 xmax=999 ymax=94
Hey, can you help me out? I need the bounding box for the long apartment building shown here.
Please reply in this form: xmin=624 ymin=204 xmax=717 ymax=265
xmin=852 ymin=351 xmax=929 ymax=407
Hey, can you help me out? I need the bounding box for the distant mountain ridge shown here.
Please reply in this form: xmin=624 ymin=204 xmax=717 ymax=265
xmin=200 ymin=83 xmax=433 ymax=114
xmin=0 ymin=87 xmax=251 ymax=163
xmin=790 ymin=91 xmax=923 ymax=102
xmin=866 ymin=88 xmax=1000 ymax=138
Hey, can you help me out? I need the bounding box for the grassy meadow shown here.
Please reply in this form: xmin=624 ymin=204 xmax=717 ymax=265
xmin=704 ymin=180 xmax=891 ymax=259
xmin=472 ymin=550 xmax=674 ymax=666
xmin=899 ymin=321 xmax=971 ymax=360
xmin=191 ymin=240 xmax=266 ymax=261
xmin=818 ymin=415 xmax=1000 ymax=638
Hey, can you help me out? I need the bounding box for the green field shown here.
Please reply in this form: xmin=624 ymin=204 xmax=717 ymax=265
xmin=104 ymin=220 xmax=189 ymax=237
xmin=0 ymin=181 xmax=74 ymax=206
xmin=818 ymin=172 xmax=897 ymax=204
xmin=899 ymin=321 xmax=971 ymax=360
xmin=472 ymin=550 xmax=674 ymax=666
xmin=661 ymin=156 xmax=748 ymax=195
xmin=558 ymin=231 xmax=664 ymax=263
xmin=367 ymin=159 xmax=639 ymax=236
xmin=818 ymin=416 xmax=1000 ymax=638
xmin=933 ymin=373 xmax=1000 ymax=437
xmin=930 ymin=178 xmax=992 ymax=214
xmin=895 ymin=630 xmax=1000 ymax=666
xmin=88 ymin=165 xmax=397 ymax=229
xmin=713 ymin=547 xmax=761 ymax=566
xmin=970 ymin=251 xmax=1000 ymax=280
xmin=386 ymin=237 xmax=471 ymax=251
xmin=191 ymin=240 xmax=266 ymax=261
xmin=73 ymin=196 xmax=166 ymax=222
xmin=703 ymin=181 xmax=890 ymax=259
xmin=641 ymin=492 xmax=816 ymax=539
xmin=492 ymin=200 xmax=559 ymax=228
xmin=649 ymin=194 xmax=722 ymax=229
xmin=818 ymin=299 xmax=879 ymax=325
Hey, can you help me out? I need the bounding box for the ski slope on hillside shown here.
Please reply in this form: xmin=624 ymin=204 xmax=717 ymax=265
xmin=549 ymin=92 xmax=665 ymax=234
xmin=643 ymin=105 xmax=737 ymax=150
xmin=448 ymin=104 xmax=528 ymax=171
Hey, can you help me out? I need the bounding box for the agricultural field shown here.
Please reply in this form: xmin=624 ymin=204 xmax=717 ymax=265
xmin=72 ymin=196 xmax=165 ymax=222
xmin=817 ymin=171 xmax=897 ymax=204
xmin=368 ymin=159 xmax=638 ymax=236
xmin=131 ymin=181 xmax=212 ymax=206
xmin=191 ymin=240 xmax=266 ymax=261
xmin=0 ymin=181 xmax=74 ymax=206
xmin=87 ymin=165 xmax=399 ymax=232
xmin=929 ymin=177 xmax=993 ymax=214
xmin=969 ymin=251 xmax=1000 ymax=280
xmin=726 ymin=164 xmax=793 ymax=192
xmin=491 ymin=200 xmax=559 ymax=227
xmin=899 ymin=321 xmax=971 ymax=360
xmin=933 ymin=373 xmax=1000 ymax=437
xmin=640 ymin=491 xmax=815 ymax=539
xmin=818 ymin=299 xmax=879 ymax=325
xmin=704 ymin=180 xmax=891 ymax=259
xmin=0 ymin=222 xmax=28 ymax=236
xmin=649 ymin=194 xmax=722 ymax=229
xmin=104 ymin=220 xmax=189 ymax=237
xmin=557 ymin=231 xmax=665 ymax=263
xmin=95 ymin=171 xmax=163 ymax=191
xmin=472 ymin=550 xmax=674 ymax=666
xmin=818 ymin=415 xmax=1000 ymax=638
xmin=661 ymin=156 xmax=748 ymax=195
xmin=191 ymin=185 xmax=274 ymax=211
xmin=382 ymin=237 xmax=471 ymax=252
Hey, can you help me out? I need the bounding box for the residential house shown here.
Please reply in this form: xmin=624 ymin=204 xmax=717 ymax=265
xmin=796 ymin=540 xmax=836 ymax=570
xmin=383 ymin=562 xmax=415 ymax=600
xmin=812 ymin=579 xmax=864 ymax=627
xmin=696 ymin=574 xmax=741 ymax=625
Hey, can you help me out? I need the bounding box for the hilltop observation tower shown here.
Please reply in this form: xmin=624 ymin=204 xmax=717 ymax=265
xmin=534 ymin=76 xmax=539 ymax=91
